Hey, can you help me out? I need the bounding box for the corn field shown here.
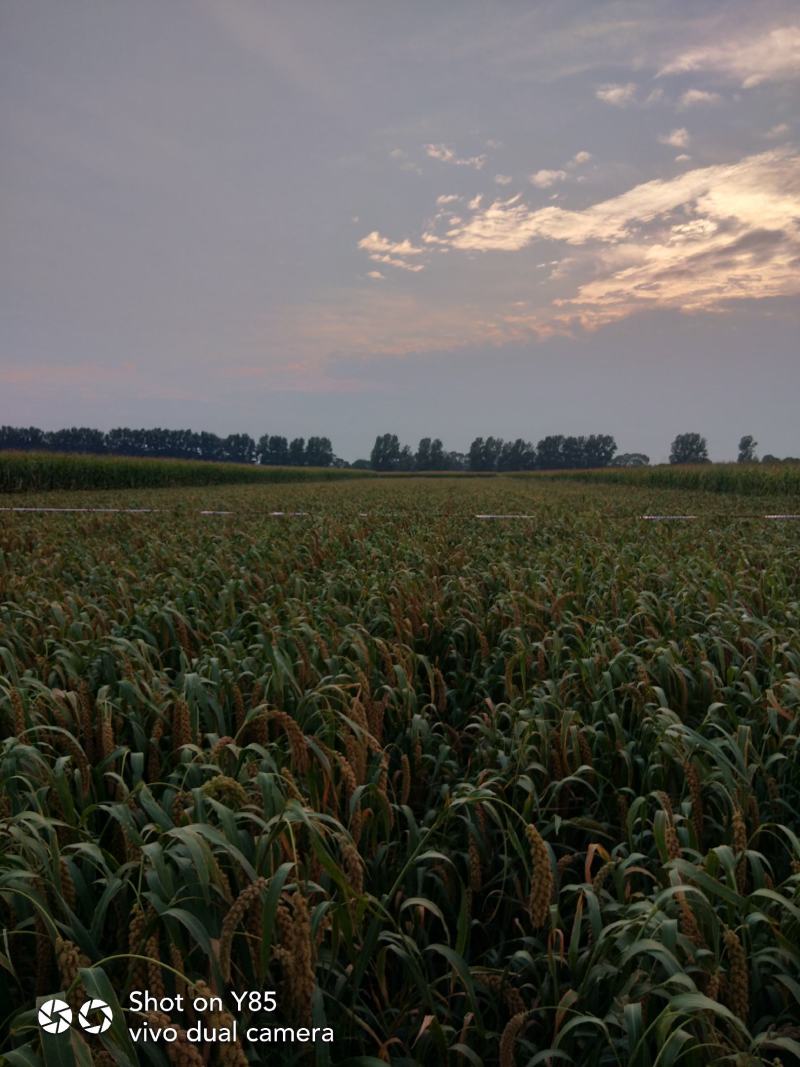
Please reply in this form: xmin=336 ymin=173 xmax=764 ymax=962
xmin=0 ymin=453 xmax=368 ymax=494
xmin=1 ymin=477 xmax=799 ymax=1066
xmin=525 ymin=463 xmax=800 ymax=497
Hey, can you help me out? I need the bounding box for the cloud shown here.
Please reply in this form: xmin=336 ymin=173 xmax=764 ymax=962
xmin=436 ymin=193 xmax=460 ymax=206
xmin=595 ymin=82 xmax=637 ymax=106
xmin=367 ymin=270 xmax=385 ymax=280
xmin=675 ymin=154 xmax=691 ymax=163
xmin=660 ymin=25 xmax=800 ymax=88
xmin=286 ymin=151 xmax=800 ymax=359
xmin=441 ymin=150 xmax=798 ymax=250
xmin=425 ymin=143 xmax=488 ymax=169
xmin=433 ymin=149 xmax=800 ymax=328
xmin=766 ymin=123 xmax=791 ymax=139
xmin=679 ymin=89 xmax=722 ymax=107
xmin=359 ymin=231 xmax=424 ymax=257
xmin=571 ymin=151 xmax=592 ymax=165
xmin=358 ymin=230 xmax=425 ymax=272
xmin=530 ymin=168 xmax=568 ymax=188
xmin=659 ymin=127 xmax=690 ymax=148
xmin=494 ymin=174 xmax=513 ymax=185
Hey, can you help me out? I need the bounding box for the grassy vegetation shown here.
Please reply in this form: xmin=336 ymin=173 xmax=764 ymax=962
xmin=526 ymin=461 xmax=800 ymax=497
xmin=1 ymin=478 xmax=799 ymax=1065
xmin=0 ymin=451 xmax=370 ymax=493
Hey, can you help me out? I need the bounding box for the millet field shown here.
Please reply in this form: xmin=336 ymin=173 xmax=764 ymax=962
xmin=1 ymin=472 xmax=800 ymax=1066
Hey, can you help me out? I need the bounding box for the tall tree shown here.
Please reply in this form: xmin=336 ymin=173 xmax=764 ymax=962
xmin=288 ymin=437 xmax=306 ymax=466
xmin=415 ymin=437 xmax=432 ymax=471
xmin=429 ymin=438 xmax=446 ymax=470
xmin=670 ymin=433 xmax=709 ymax=464
xmin=468 ymin=436 xmax=504 ymax=471
xmin=370 ymin=433 xmax=401 ymax=471
xmin=264 ymin=435 xmax=289 ymax=465
xmin=468 ymin=437 xmax=485 ymax=471
xmin=561 ymin=436 xmax=586 ymax=469
xmin=737 ymin=435 xmax=758 ymax=463
xmin=222 ymin=434 xmax=255 ymax=464
xmin=583 ymin=434 xmax=617 ymax=468
xmin=198 ymin=431 xmax=223 ymax=461
xmin=536 ymin=435 xmax=565 ymax=470
xmin=396 ymin=445 xmax=415 ymax=470
xmin=305 ymin=436 xmax=334 ymax=467
xmin=497 ymin=438 xmax=536 ymax=471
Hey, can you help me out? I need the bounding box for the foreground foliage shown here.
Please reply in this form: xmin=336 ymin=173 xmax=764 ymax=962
xmin=1 ymin=478 xmax=799 ymax=1066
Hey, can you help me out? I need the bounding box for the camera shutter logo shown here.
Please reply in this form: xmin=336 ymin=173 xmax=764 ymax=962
xmin=38 ymin=999 xmax=73 ymax=1035
xmin=78 ymin=998 xmax=113 ymax=1034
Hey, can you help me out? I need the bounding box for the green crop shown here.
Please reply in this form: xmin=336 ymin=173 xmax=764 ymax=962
xmin=522 ymin=461 xmax=800 ymax=496
xmin=1 ymin=476 xmax=799 ymax=1066
xmin=0 ymin=451 xmax=370 ymax=494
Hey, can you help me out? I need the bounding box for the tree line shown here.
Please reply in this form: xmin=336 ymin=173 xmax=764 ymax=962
xmin=366 ymin=433 xmax=622 ymax=471
xmin=364 ymin=432 xmax=797 ymax=471
xmin=1 ymin=424 xmax=794 ymax=471
xmin=0 ymin=426 xmax=342 ymax=467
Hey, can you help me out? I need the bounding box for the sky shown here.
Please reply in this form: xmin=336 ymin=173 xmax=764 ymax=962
xmin=1 ymin=0 xmax=799 ymax=462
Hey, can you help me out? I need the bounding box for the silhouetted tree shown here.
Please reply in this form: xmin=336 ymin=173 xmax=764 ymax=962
xmin=415 ymin=437 xmax=432 ymax=470
xmin=305 ymin=436 xmax=334 ymax=467
xmin=536 ymin=435 xmax=565 ymax=470
xmin=288 ymin=437 xmax=306 ymax=466
xmin=561 ymin=436 xmax=586 ymax=469
xmin=397 ymin=445 xmax=415 ymax=470
xmin=0 ymin=426 xmax=47 ymax=451
xmin=221 ymin=434 xmax=255 ymax=463
xmin=198 ymin=431 xmax=223 ymax=461
xmin=47 ymin=427 xmax=106 ymax=454
xmin=468 ymin=436 xmax=504 ymax=471
xmin=762 ymin=453 xmax=800 ymax=464
xmin=497 ymin=438 xmax=536 ymax=471
xmin=737 ymin=435 xmax=758 ymax=463
xmin=0 ymin=423 xmax=344 ymax=466
xmin=670 ymin=433 xmax=709 ymax=464
xmin=257 ymin=435 xmax=289 ymax=465
xmin=583 ymin=434 xmax=617 ymax=467
xmin=370 ymin=433 xmax=402 ymax=471
xmin=446 ymin=451 xmax=467 ymax=471
xmin=429 ymin=438 xmax=446 ymax=469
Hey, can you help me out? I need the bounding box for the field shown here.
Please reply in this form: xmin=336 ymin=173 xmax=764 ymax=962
xmin=1 ymin=477 xmax=800 ymax=1066
xmin=525 ymin=463 xmax=800 ymax=498
xmin=0 ymin=452 xmax=370 ymax=494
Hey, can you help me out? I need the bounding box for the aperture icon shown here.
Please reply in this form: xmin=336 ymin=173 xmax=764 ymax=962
xmin=77 ymin=998 xmax=113 ymax=1034
xmin=38 ymin=999 xmax=73 ymax=1035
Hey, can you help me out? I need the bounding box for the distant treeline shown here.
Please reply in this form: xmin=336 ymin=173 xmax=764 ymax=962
xmin=2 ymin=425 xmax=795 ymax=473
xmin=0 ymin=426 xmax=342 ymax=467
xmin=365 ymin=433 xmax=628 ymax=472
xmin=1 ymin=424 xmax=626 ymax=472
